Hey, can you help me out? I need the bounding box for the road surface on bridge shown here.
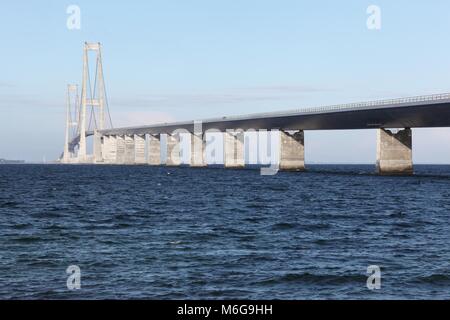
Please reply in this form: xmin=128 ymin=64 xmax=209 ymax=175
xmin=69 ymin=93 xmax=450 ymax=150
xmin=100 ymin=93 xmax=450 ymax=135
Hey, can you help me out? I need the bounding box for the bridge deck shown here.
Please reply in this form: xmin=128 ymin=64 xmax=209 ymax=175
xmin=69 ymin=93 xmax=450 ymax=149
xmin=99 ymin=93 xmax=450 ymax=136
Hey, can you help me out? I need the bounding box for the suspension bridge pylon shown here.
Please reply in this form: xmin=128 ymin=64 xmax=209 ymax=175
xmin=61 ymin=42 xmax=113 ymax=164
xmin=62 ymin=84 xmax=79 ymax=163
xmin=78 ymin=42 xmax=109 ymax=162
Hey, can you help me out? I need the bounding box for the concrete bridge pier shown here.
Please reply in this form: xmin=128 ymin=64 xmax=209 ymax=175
xmin=134 ymin=135 xmax=146 ymax=164
xmin=190 ymin=132 xmax=206 ymax=167
xmin=102 ymin=135 xmax=117 ymax=164
xmin=279 ymin=130 xmax=305 ymax=171
xmin=148 ymin=134 xmax=161 ymax=166
xmin=93 ymin=130 xmax=103 ymax=163
xmin=376 ymin=128 xmax=413 ymax=175
xmin=166 ymin=133 xmax=182 ymax=166
xmin=101 ymin=135 xmax=109 ymax=163
xmin=116 ymin=135 xmax=126 ymax=164
xmin=224 ymin=130 xmax=245 ymax=169
xmin=124 ymin=135 xmax=136 ymax=165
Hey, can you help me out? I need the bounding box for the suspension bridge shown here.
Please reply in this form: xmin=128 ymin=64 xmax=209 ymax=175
xmin=61 ymin=42 xmax=450 ymax=174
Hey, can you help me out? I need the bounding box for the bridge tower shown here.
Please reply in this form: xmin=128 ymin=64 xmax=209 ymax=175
xmin=63 ymin=84 xmax=79 ymax=163
xmin=78 ymin=42 xmax=108 ymax=162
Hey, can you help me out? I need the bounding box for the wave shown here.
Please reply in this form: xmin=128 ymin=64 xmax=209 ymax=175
xmin=257 ymin=272 xmax=366 ymax=285
xmin=415 ymin=274 xmax=450 ymax=284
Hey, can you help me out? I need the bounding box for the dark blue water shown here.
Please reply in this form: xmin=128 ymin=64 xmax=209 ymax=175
xmin=1 ymin=164 xmax=450 ymax=299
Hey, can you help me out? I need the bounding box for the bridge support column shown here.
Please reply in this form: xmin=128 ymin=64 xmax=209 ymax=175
xmin=101 ymin=136 xmax=109 ymax=162
xmin=93 ymin=130 xmax=103 ymax=163
xmin=103 ymin=135 xmax=117 ymax=164
xmin=78 ymin=137 xmax=87 ymax=163
xmin=116 ymin=135 xmax=126 ymax=164
xmin=279 ymin=130 xmax=305 ymax=171
xmin=190 ymin=132 xmax=206 ymax=167
xmin=124 ymin=135 xmax=136 ymax=165
xmin=167 ymin=133 xmax=181 ymax=166
xmin=376 ymin=128 xmax=413 ymax=175
xmin=224 ymin=130 xmax=245 ymax=168
xmin=148 ymin=134 xmax=161 ymax=166
xmin=134 ymin=135 xmax=146 ymax=164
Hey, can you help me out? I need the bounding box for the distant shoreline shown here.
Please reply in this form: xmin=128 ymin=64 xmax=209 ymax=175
xmin=0 ymin=159 xmax=25 ymax=164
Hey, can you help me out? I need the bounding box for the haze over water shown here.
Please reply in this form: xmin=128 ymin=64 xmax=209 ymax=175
xmin=1 ymin=164 xmax=449 ymax=299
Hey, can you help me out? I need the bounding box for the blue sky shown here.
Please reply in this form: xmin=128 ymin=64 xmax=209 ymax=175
xmin=1 ymin=0 xmax=450 ymax=162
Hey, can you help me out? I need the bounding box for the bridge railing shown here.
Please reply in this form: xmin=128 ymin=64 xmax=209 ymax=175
xmin=222 ymin=92 xmax=450 ymax=121
xmin=296 ymin=93 xmax=450 ymax=115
